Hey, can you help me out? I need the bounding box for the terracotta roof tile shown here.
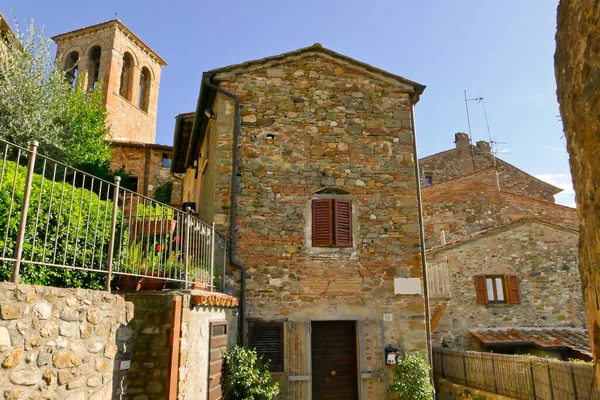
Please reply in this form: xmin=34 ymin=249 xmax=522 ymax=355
xmin=471 ymin=327 xmax=591 ymax=356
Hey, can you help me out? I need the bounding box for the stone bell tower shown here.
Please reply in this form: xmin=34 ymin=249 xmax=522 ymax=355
xmin=52 ymin=20 xmax=167 ymax=144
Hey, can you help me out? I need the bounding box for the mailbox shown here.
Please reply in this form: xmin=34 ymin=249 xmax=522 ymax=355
xmin=385 ymin=345 xmax=401 ymax=365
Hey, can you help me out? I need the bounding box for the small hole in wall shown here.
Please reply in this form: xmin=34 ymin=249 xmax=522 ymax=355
xmin=265 ymin=133 xmax=276 ymax=143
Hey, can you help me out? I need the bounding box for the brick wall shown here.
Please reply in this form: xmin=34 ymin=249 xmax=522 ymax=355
xmin=422 ymin=168 xmax=577 ymax=247
xmin=419 ymin=134 xmax=560 ymax=202
xmin=428 ymin=220 xmax=584 ymax=349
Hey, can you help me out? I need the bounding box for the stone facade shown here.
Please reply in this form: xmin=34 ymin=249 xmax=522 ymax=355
xmin=52 ymin=20 xmax=166 ymax=144
xmin=173 ymin=45 xmax=428 ymax=398
xmin=0 ymin=282 xmax=132 ymax=400
xmin=419 ymin=133 xmax=562 ymax=202
xmin=428 ymin=219 xmax=584 ymax=350
xmin=421 ymin=167 xmax=578 ymax=247
xmin=110 ymin=142 xmax=182 ymax=205
xmin=555 ymin=0 xmax=600 ymax=380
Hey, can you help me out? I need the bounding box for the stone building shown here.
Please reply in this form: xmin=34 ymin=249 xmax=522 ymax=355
xmin=419 ymin=133 xmax=586 ymax=358
xmin=0 ymin=11 xmax=16 ymax=51
xmin=555 ymin=0 xmax=600 ymax=380
xmin=171 ymin=44 xmax=429 ymax=399
xmin=427 ymin=218 xmax=587 ymax=359
xmin=51 ymin=20 xmax=181 ymax=203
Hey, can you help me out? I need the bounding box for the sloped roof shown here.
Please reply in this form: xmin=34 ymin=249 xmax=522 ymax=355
xmin=209 ymin=43 xmax=425 ymax=96
xmin=427 ymin=217 xmax=578 ymax=253
xmin=0 ymin=11 xmax=16 ymax=42
xmin=471 ymin=327 xmax=591 ymax=357
xmin=51 ymin=19 xmax=167 ymax=66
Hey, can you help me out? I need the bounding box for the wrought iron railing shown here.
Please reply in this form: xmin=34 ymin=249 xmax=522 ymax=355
xmin=0 ymin=138 xmax=223 ymax=292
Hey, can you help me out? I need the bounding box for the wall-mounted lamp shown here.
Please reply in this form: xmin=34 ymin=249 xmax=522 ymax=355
xmin=204 ymin=108 xmax=216 ymax=119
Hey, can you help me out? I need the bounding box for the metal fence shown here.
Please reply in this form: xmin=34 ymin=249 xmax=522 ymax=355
xmin=433 ymin=347 xmax=600 ymax=400
xmin=0 ymin=139 xmax=223 ymax=292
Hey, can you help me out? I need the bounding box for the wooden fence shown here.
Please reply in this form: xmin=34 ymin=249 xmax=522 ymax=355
xmin=433 ymin=348 xmax=599 ymax=400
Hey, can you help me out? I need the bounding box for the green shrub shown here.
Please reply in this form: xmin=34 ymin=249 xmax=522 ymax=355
xmin=223 ymin=345 xmax=279 ymax=400
xmin=0 ymin=160 xmax=121 ymax=289
xmin=389 ymin=352 xmax=435 ymax=400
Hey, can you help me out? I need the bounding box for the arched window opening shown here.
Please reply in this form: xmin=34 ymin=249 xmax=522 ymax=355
xmin=119 ymin=52 xmax=134 ymax=100
xmin=87 ymin=46 xmax=102 ymax=91
xmin=138 ymin=67 xmax=150 ymax=111
xmin=64 ymin=51 xmax=79 ymax=88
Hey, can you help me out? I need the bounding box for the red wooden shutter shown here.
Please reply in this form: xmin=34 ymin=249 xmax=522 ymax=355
xmin=312 ymin=199 xmax=333 ymax=247
xmin=506 ymin=275 xmax=521 ymax=304
xmin=334 ymin=200 xmax=352 ymax=247
xmin=474 ymin=275 xmax=488 ymax=304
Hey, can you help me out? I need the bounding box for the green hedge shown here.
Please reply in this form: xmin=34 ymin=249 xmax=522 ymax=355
xmin=0 ymin=160 xmax=122 ymax=289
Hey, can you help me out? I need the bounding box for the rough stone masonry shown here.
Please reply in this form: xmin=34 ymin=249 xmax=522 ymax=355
xmin=0 ymin=282 xmax=132 ymax=400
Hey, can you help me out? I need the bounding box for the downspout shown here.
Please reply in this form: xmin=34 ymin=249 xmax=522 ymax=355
xmin=203 ymin=74 xmax=247 ymax=346
xmin=410 ymin=103 xmax=434 ymax=384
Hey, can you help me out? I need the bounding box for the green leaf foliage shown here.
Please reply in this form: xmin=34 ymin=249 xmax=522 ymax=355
xmin=223 ymin=345 xmax=280 ymax=400
xmin=0 ymin=18 xmax=112 ymax=174
xmin=389 ymin=352 xmax=435 ymax=400
xmin=0 ymin=160 xmax=121 ymax=289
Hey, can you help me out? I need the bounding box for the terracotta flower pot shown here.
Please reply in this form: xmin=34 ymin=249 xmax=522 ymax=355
xmin=192 ymin=281 xmax=210 ymax=291
xmin=119 ymin=275 xmax=142 ymax=291
xmin=140 ymin=271 xmax=166 ymax=291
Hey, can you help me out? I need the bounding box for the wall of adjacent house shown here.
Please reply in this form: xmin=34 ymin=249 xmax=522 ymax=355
xmin=192 ymin=52 xmax=428 ymax=398
xmin=422 ymin=168 xmax=578 ymax=247
xmin=0 ymin=282 xmax=132 ymax=400
xmin=110 ymin=144 xmax=181 ymax=204
xmin=428 ymin=221 xmax=584 ymax=350
xmin=419 ymin=134 xmax=559 ymax=202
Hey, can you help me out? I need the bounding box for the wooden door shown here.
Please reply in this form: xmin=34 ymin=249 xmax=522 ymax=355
xmin=311 ymin=321 xmax=359 ymax=399
xmin=208 ymin=321 xmax=227 ymax=400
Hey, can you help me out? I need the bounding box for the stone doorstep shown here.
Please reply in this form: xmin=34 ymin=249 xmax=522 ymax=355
xmin=438 ymin=379 xmax=517 ymax=400
xmin=190 ymin=291 xmax=239 ymax=308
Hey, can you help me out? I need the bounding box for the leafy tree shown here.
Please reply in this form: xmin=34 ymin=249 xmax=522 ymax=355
xmin=389 ymin=352 xmax=435 ymax=400
xmin=223 ymin=345 xmax=280 ymax=400
xmin=0 ymin=18 xmax=112 ymax=174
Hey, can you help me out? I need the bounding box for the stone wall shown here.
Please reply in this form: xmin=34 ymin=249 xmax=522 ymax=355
xmin=428 ymin=220 xmax=584 ymax=349
xmin=422 ymin=168 xmax=578 ymax=247
xmin=419 ymin=133 xmax=560 ymax=202
xmin=184 ymin=49 xmax=428 ymax=398
xmin=0 ymin=282 xmax=132 ymax=400
xmin=555 ymin=0 xmax=600 ymax=381
xmin=119 ymin=290 xmax=238 ymax=400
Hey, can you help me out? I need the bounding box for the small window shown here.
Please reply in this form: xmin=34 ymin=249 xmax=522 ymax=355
xmin=119 ymin=52 xmax=134 ymax=101
xmin=248 ymin=321 xmax=283 ymax=372
xmin=87 ymin=46 xmax=102 ymax=91
xmin=312 ymin=199 xmax=352 ymax=247
xmin=162 ymin=153 xmax=171 ymax=168
xmin=424 ymin=171 xmax=434 ymax=185
xmin=123 ymin=176 xmax=139 ymax=192
xmin=475 ymin=274 xmax=520 ymax=304
xmin=138 ymin=67 xmax=151 ymax=111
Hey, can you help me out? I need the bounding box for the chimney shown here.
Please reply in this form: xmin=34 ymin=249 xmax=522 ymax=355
xmin=454 ymin=132 xmax=470 ymax=149
xmin=476 ymin=140 xmax=491 ymax=153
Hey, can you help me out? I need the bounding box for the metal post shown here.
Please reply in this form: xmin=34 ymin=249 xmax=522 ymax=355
xmin=547 ymin=360 xmax=555 ymax=400
xmin=105 ymin=176 xmax=121 ymax=292
xmin=491 ymin=353 xmax=498 ymax=393
xmin=184 ymin=208 xmax=191 ymax=290
xmin=463 ymin=351 xmax=468 ymax=386
xmin=570 ymin=364 xmax=579 ymax=399
xmin=12 ymin=140 xmax=38 ymax=284
xmin=529 ymin=360 xmax=537 ymax=400
xmin=210 ymin=222 xmax=215 ymax=292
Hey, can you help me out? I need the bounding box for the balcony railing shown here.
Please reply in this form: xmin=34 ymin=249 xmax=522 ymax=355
xmin=0 ymin=139 xmax=225 ymax=292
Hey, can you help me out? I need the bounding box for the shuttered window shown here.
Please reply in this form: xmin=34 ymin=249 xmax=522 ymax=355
xmin=248 ymin=321 xmax=284 ymax=372
xmin=311 ymin=199 xmax=352 ymax=247
xmin=474 ymin=274 xmax=521 ymax=304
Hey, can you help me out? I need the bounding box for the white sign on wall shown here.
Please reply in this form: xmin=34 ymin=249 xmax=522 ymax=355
xmin=394 ymin=278 xmax=422 ymax=295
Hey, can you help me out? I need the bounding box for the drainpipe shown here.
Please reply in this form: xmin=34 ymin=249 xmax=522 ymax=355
xmin=203 ymin=74 xmax=247 ymax=346
xmin=410 ymin=104 xmax=434 ymax=384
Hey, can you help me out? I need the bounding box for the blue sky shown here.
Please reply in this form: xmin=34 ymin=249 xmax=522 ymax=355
xmin=3 ymin=1 xmax=574 ymax=206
